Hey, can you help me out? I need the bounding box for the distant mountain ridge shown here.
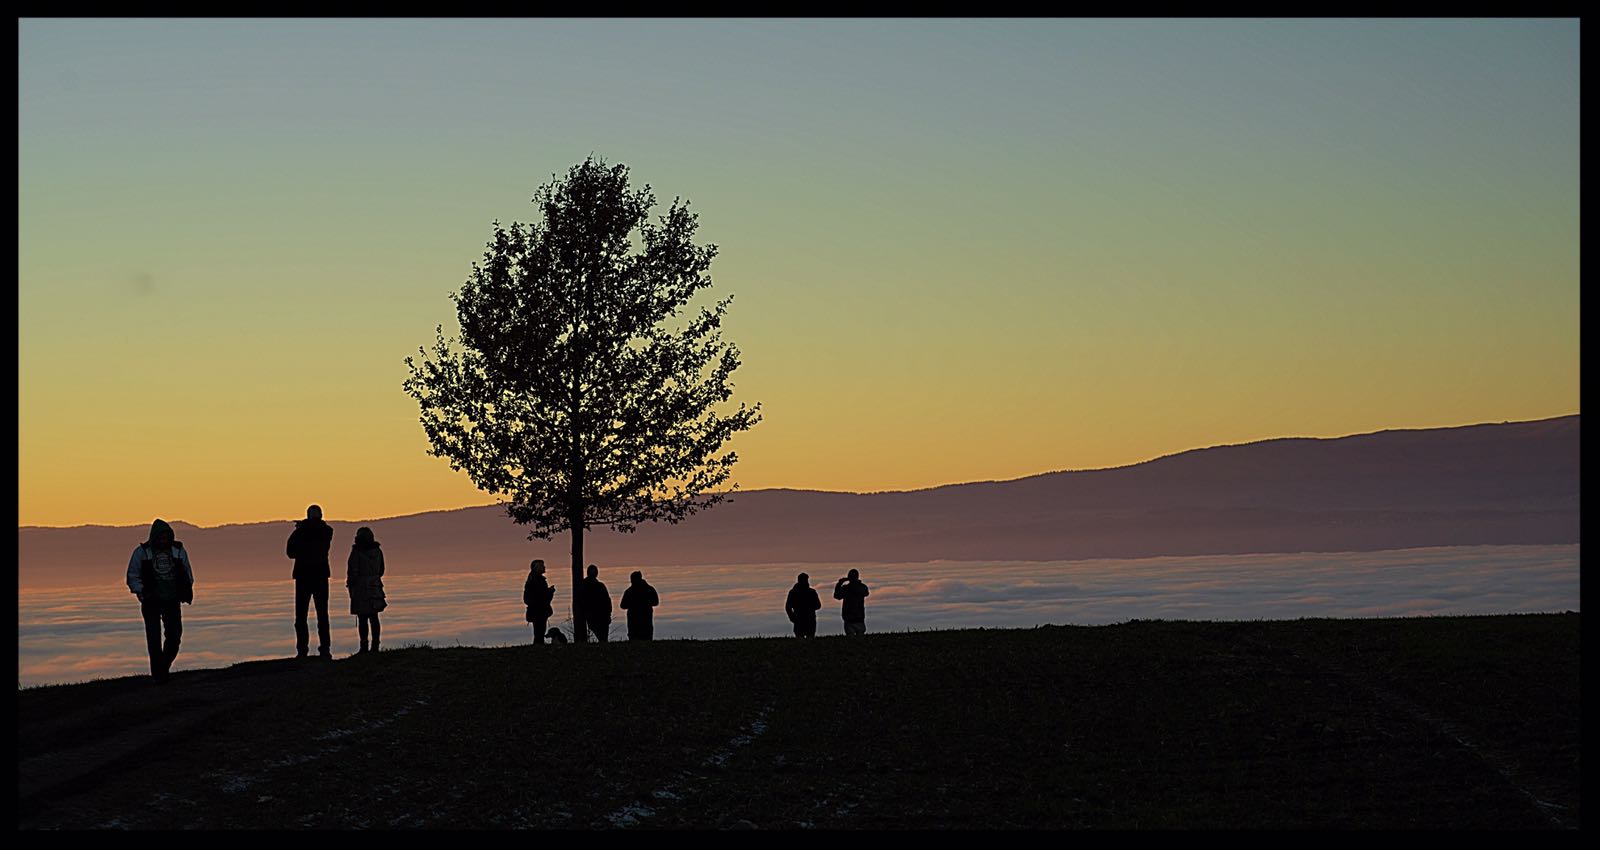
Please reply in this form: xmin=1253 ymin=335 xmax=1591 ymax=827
xmin=19 ymin=415 xmax=1579 ymax=587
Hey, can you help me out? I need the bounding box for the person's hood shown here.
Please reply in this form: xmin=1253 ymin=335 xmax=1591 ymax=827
xmin=147 ymin=518 xmax=174 ymax=546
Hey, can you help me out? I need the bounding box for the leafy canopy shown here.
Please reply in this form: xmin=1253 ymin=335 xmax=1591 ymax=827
xmin=404 ymin=157 xmax=760 ymax=538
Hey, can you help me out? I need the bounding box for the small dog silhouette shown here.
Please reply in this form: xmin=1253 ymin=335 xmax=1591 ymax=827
xmin=545 ymin=628 xmax=568 ymax=644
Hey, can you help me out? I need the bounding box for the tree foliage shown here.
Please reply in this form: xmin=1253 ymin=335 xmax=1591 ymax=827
xmin=404 ymin=157 xmax=760 ymax=541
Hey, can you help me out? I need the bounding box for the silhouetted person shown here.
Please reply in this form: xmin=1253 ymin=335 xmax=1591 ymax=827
xmin=524 ymin=559 xmax=556 ymax=645
xmin=786 ymin=572 xmax=822 ymax=638
xmin=579 ymin=564 xmax=612 ymax=643
xmin=620 ymin=570 xmax=660 ymax=641
xmin=126 ymin=519 xmax=195 ymax=684
xmin=287 ymin=504 xmax=335 ymax=658
xmin=346 ymin=526 xmax=386 ymax=654
xmin=834 ymin=569 xmax=870 ymax=636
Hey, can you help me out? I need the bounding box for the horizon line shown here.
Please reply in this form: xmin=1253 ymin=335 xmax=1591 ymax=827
xmin=18 ymin=412 xmax=1578 ymax=532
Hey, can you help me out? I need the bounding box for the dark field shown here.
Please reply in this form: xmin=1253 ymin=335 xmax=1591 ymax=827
xmin=17 ymin=613 xmax=1578 ymax=829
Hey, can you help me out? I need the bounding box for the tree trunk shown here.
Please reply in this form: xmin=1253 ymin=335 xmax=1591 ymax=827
xmin=570 ymin=517 xmax=586 ymax=643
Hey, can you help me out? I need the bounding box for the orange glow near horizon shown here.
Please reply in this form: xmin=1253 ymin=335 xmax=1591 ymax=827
xmin=18 ymin=20 xmax=1579 ymax=528
xmin=16 ymin=406 xmax=1580 ymax=528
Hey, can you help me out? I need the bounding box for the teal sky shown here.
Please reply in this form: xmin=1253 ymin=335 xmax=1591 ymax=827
xmin=19 ymin=19 xmax=1581 ymax=526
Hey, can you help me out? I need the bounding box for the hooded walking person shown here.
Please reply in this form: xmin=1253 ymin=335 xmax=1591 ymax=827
xmin=619 ymin=571 xmax=660 ymax=641
xmin=125 ymin=519 xmax=195 ymax=683
xmin=785 ymin=572 xmax=822 ymax=638
xmin=286 ymin=504 xmax=335 ymax=658
xmin=346 ymin=526 xmax=387 ymax=654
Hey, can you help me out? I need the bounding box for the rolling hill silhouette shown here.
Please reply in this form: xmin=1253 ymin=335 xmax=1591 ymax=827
xmin=19 ymin=415 xmax=1578 ymax=587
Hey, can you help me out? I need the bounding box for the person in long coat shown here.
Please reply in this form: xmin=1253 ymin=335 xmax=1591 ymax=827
xmin=524 ymin=559 xmax=556 ymax=644
xmin=346 ymin=526 xmax=387 ymax=654
xmin=580 ymin=564 xmax=612 ymax=643
xmin=619 ymin=570 xmax=660 ymax=641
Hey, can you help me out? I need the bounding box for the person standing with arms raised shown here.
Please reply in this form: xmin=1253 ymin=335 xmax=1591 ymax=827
xmin=834 ymin=569 xmax=871 ymax=636
xmin=287 ymin=504 xmax=335 ymax=659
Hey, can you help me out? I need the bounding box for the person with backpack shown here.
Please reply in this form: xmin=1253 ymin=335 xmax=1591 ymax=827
xmin=345 ymin=526 xmax=387 ymax=654
xmin=125 ymin=518 xmax=195 ymax=683
xmin=785 ymin=572 xmax=822 ymax=638
xmin=619 ymin=570 xmax=660 ymax=641
xmin=524 ymin=559 xmax=556 ymax=644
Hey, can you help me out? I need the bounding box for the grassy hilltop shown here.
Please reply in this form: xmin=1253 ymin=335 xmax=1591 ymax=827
xmin=18 ymin=614 xmax=1578 ymax=830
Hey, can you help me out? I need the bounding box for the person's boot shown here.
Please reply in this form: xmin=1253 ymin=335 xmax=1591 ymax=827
xmin=358 ymin=639 xmax=369 ymax=655
xmin=370 ymin=639 xmax=379 ymax=653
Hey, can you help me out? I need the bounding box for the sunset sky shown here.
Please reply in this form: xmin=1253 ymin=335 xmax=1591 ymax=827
xmin=19 ymin=19 xmax=1579 ymax=528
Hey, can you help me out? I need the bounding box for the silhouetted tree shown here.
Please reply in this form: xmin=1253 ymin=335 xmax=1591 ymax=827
xmin=404 ymin=157 xmax=760 ymax=641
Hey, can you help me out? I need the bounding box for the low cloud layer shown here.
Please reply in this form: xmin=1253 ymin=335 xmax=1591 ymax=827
xmin=18 ymin=545 xmax=1579 ymax=686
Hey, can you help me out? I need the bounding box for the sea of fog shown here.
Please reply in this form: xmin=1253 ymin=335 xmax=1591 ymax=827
xmin=17 ymin=544 xmax=1579 ymax=687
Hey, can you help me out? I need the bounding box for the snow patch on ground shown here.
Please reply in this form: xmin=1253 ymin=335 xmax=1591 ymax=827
xmin=606 ymin=804 xmax=657 ymax=827
xmin=603 ymin=705 xmax=773 ymax=828
xmin=201 ymin=698 xmax=431 ymax=802
xmin=314 ymin=698 xmax=428 ymax=742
